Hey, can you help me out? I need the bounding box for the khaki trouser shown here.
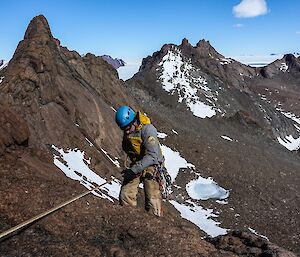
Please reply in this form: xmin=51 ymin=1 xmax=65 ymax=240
xmin=119 ymin=166 xmax=163 ymax=217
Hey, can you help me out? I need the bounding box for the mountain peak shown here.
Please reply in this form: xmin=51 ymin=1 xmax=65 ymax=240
xmin=284 ymin=53 xmax=297 ymax=62
xmin=24 ymin=15 xmax=53 ymax=40
xmin=181 ymin=38 xmax=190 ymax=46
xmin=195 ymin=39 xmax=222 ymax=58
xmin=196 ymin=39 xmax=212 ymax=49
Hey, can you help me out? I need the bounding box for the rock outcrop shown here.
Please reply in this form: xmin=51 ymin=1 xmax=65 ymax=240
xmin=0 ymin=15 xmax=299 ymax=257
xmin=208 ymin=231 xmax=297 ymax=257
xmin=0 ymin=15 xmax=133 ymax=157
xmin=126 ymin=39 xmax=300 ymax=254
xmin=0 ymin=105 xmax=29 ymax=155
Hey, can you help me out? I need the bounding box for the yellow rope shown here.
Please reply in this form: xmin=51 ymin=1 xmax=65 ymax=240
xmin=0 ymin=178 xmax=114 ymax=240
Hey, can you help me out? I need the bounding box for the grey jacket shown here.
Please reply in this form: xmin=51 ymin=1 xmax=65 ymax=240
xmin=123 ymin=124 xmax=165 ymax=174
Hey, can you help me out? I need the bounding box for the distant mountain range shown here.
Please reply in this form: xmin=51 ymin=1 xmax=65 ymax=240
xmin=232 ymin=52 xmax=300 ymax=67
xmin=100 ymin=54 xmax=125 ymax=69
xmin=115 ymin=52 xmax=300 ymax=80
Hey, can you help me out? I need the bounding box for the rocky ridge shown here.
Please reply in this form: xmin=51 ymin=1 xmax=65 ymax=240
xmin=126 ymin=38 xmax=300 ymax=253
xmin=0 ymin=15 xmax=298 ymax=256
xmin=131 ymin=38 xmax=300 ymax=146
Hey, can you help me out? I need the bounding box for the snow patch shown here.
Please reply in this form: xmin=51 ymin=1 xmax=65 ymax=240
xmin=0 ymin=60 xmax=8 ymax=70
xmin=172 ymin=129 xmax=178 ymax=135
xmin=278 ymin=110 xmax=300 ymax=125
xmin=100 ymin=148 xmax=120 ymax=168
xmin=259 ymin=98 xmax=300 ymax=151
xmin=221 ymin=135 xmax=234 ymax=142
xmin=272 ymin=109 xmax=300 ymax=151
xmin=161 ymin=142 xmax=230 ymax=237
xmin=277 ymin=135 xmax=300 ymax=151
xmin=279 ymin=63 xmax=288 ymax=72
xmin=248 ymin=227 xmax=269 ymax=241
xmin=52 ymin=145 xmax=121 ymax=202
xmin=186 ymin=177 xmax=229 ymax=200
xmin=216 ymin=200 xmax=228 ymax=205
xmin=169 ymin=200 xmax=228 ymax=237
xmin=157 ymin=132 xmax=168 ymax=139
xmin=85 ymin=137 xmax=93 ymax=147
xmin=220 ymin=58 xmax=232 ymax=65
xmin=0 ymin=76 xmax=4 ymax=84
xmin=161 ymin=143 xmax=230 ymax=201
xmin=161 ymin=144 xmax=194 ymax=182
xmin=189 ymin=102 xmax=216 ymax=118
xmin=158 ymin=48 xmax=219 ymax=118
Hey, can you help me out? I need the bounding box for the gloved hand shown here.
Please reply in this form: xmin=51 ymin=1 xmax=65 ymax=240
xmin=121 ymin=169 xmax=137 ymax=181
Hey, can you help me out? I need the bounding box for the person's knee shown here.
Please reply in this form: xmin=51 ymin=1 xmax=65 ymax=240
xmin=119 ymin=187 xmax=137 ymax=206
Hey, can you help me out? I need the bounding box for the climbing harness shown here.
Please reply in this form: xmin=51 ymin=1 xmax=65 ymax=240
xmin=155 ymin=165 xmax=172 ymax=199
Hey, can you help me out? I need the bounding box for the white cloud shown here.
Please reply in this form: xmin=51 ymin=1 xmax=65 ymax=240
xmin=233 ymin=0 xmax=268 ymax=18
xmin=296 ymin=31 xmax=300 ymax=35
xmin=117 ymin=61 xmax=141 ymax=80
xmin=233 ymin=23 xmax=244 ymax=28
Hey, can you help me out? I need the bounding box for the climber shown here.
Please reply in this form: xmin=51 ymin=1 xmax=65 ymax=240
xmin=115 ymin=105 xmax=165 ymax=217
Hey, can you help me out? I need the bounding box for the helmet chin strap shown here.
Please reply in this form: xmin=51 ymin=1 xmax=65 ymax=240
xmin=124 ymin=121 xmax=136 ymax=135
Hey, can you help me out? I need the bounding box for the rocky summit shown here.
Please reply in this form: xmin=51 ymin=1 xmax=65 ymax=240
xmin=0 ymin=15 xmax=299 ymax=257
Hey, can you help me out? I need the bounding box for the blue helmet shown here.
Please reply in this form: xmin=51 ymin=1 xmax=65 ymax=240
xmin=115 ymin=106 xmax=136 ymax=129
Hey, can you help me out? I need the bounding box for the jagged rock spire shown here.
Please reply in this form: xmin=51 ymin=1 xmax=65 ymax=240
xmin=196 ymin=39 xmax=213 ymax=49
xmin=196 ymin=39 xmax=222 ymax=58
xmin=181 ymin=38 xmax=190 ymax=46
xmin=24 ymin=15 xmax=53 ymax=40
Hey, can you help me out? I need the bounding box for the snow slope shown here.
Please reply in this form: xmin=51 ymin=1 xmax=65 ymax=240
xmin=51 ymin=136 xmax=231 ymax=238
xmin=157 ymin=47 xmax=220 ymax=118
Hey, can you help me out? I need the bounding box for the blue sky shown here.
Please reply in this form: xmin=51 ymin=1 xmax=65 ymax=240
xmin=1 ymin=0 xmax=300 ymax=63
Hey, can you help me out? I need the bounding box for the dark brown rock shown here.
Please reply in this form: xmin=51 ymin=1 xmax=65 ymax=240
xmin=0 ymin=105 xmax=29 ymax=155
xmin=24 ymin=15 xmax=53 ymax=40
xmin=208 ymin=231 xmax=297 ymax=257
xmin=0 ymin=15 xmax=134 ymax=158
xmin=181 ymin=38 xmax=189 ymax=46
